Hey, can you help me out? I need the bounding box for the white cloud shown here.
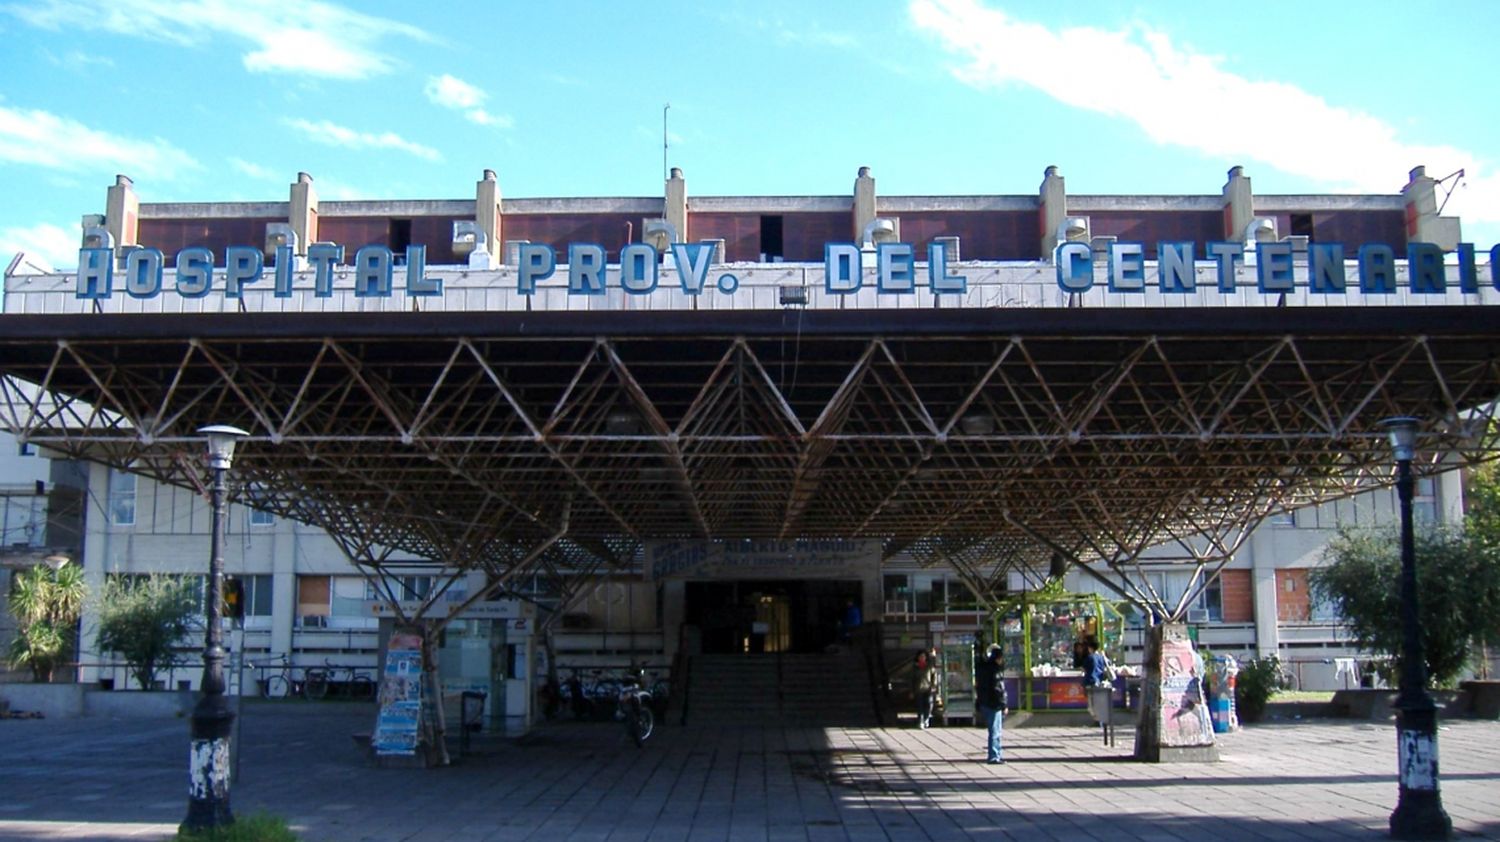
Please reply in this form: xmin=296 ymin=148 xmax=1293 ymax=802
xmin=424 ymin=74 xmax=514 ymax=129
xmin=0 ymin=104 xmax=199 ymax=179
xmin=39 ymin=48 xmax=116 ymax=70
xmin=425 ymin=74 xmax=483 ymax=110
xmin=8 ymin=0 xmax=432 ymax=80
xmin=1 ymin=222 xmax=78 ymax=273
xmin=312 ymin=177 xmax=369 ymax=201
xmin=717 ymin=10 xmax=857 ymax=50
xmin=908 ymin=0 xmax=1500 ymax=233
xmin=775 ymin=23 xmax=857 ymax=49
xmin=283 ymin=118 xmax=441 ymax=161
xmin=228 ymin=157 xmax=280 ymax=181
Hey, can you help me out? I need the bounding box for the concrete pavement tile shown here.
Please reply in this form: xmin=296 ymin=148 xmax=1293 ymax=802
xmin=4 ymin=710 xmax=1500 ymax=841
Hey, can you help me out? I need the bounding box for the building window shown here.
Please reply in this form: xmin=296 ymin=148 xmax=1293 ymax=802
xmin=1310 ymin=589 xmax=1341 ymax=622
xmin=1413 ymin=477 xmax=1438 ymax=524
xmin=911 ymin=574 xmax=947 ymax=613
xmin=18 ymin=441 xmax=36 ymax=456
xmin=1289 ymin=213 xmax=1314 ymax=238
xmin=1268 ymin=510 xmax=1295 ymax=526
xmin=296 ymin=575 xmax=330 ymax=627
xmin=1190 ymin=577 xmax=1223 ymax=622
xmin=245 ymin=574 xmax=274 ymax=617
xmin=389 ymin=219 xmax=412 ymax=258
xmin=248 ymin=508 xmax=274 ymax=527
xmin=1 ymin=494 xmax=45 ymax=547
xmin=108 ymin=469 xmax=136 ymax=526
xmin=759 ymin=215 xmax=783 ymax=261
xmin=397 ymin=575 xmax=432 ymax=601
xmin=330 ymin=576 xmax=376 ymax=628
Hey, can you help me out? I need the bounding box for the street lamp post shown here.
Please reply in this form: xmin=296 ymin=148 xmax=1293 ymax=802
xmin=182 ymin=424 xmax=249 ymax=833
xmin=1381 ymin=417 xmax=1452 ymax=840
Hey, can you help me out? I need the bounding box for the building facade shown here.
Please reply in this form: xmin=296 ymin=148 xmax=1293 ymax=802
xmin=2 ymin=161 xmax=1497 ymax=720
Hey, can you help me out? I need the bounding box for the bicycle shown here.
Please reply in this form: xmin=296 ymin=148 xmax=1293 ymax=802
xmin=303 ymin=663 xmax=330 ymax=700
xmin=305 ymin=660 xmax=377 ymax=701
xmin=617 ymin=665 xmax=654 ymax=747
xmin=256 ymin=654 xmax=300 ymax=699
xmin=585 ymin=669 xmax=623 ymax=721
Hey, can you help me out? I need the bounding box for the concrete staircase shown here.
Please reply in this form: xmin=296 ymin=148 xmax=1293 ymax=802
xmin=684 ymin=652 xmax=880 ymax=727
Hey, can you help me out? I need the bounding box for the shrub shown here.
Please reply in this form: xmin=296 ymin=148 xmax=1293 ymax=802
xmin=1234 ymin=656 xmax=1290 ymax=723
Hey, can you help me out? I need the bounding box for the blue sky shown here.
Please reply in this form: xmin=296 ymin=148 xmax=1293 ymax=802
xmin=2 ymin=0 xmax=1497 ymax=271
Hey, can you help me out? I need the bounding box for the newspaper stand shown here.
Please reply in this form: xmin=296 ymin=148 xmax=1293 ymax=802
xmin=991 ymin=589 xmax=1126 ymax=715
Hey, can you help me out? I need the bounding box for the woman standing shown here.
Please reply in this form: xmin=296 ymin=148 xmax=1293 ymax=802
xmin=914 ymin=649 xmax=940 ymax=729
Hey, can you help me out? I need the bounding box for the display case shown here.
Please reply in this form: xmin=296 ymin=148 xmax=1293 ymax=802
xmin=936 ymin=631 xmax=976 ymax=725
xmin=991 ymin=591 xmax=1127 ymax=712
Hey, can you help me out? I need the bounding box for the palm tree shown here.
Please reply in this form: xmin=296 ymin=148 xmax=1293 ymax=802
xmin=5 ymin=561 xmax=86 ymax=682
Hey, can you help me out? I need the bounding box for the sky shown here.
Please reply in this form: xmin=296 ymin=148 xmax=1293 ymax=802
xmin=2 ymin=0 xmax=1497 ymax=272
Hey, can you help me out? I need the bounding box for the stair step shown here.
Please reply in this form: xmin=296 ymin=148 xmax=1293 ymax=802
xmin=684 ymin=652 xmax=879 ymax=727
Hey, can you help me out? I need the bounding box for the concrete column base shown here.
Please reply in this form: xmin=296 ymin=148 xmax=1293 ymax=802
xmin=1137 ymin=744 xmax=1220 ymax=763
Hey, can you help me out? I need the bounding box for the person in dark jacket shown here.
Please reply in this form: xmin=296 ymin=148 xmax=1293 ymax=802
xmin=975 ymin=644 xmax=1008 ymax=763
xmin=1082 ymin=638 xmax=1110 ymax=687
xmin=913 ymin=649 xmax=940 ymax=729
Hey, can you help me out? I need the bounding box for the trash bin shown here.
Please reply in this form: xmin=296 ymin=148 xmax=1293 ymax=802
xmin=1086 ymin=684 xmax=1115 ymax=746
xmin=458 ymin=690 xmax=487 ymax=755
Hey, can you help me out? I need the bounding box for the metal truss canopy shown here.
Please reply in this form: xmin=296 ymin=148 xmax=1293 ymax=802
xmin=1 ymin=307 xmax=1498 ymax=584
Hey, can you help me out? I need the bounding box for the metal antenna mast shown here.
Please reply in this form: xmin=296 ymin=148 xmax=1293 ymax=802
xmin=663 ymin=103 xmax=671 ymax=183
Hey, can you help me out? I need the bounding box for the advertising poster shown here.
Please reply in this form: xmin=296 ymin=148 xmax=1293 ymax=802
xmin=1048 ymin=680 xmax=1086 ymax=707
xmin=1157 ymin=628 xmax=1213 ymax=747
xmin=372 ymin=632 xmax=425 ymax=756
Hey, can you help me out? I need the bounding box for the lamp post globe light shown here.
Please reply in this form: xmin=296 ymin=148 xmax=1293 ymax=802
xmin=1380 ymin=417 xmax=1452 ymax=840
xmin=182 ymin=424 xmax=249 ymax=832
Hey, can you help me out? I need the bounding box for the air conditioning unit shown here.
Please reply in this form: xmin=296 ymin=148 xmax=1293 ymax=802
xmin=298 ymin=614 xmax=327 ymax=629
xmin=1186 ymin=608 xmax=1212 ymax=624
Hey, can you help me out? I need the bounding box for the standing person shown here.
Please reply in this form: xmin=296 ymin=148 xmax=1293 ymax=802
xmin=1081 ymin=638 xmax=1112 ymax=725
xmin=1082 ymin=638 xmax=1110 ymax=687
xmin=839 ymin=598 xmax=862 ymax=644
xmin=913 ymin=649 xmax=940 ymax=729
xmin=975 ymin=644 xmax=1008 ymax=764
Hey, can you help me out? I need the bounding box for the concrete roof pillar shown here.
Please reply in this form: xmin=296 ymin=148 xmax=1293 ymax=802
xmin=852 ymin=166 xmax=876 ymax=241
xmin=665 ymin=167 xmax=687 ymax=243
xmin=290 ymin=172 xmax=318 ymax=256
xmin=105 ymin=174 xmax=138 ymax=259
xmin=1038 ymin=165 xmax=1066 ymax=257
xmin=1221 ymin=166 xmax=1253 ymax=242
xmin=476 ymin=169 xmax=503 ymax=260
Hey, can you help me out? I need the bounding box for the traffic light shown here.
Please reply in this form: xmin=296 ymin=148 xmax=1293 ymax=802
xmin=223 ymin=576 xmax=245 ymax=621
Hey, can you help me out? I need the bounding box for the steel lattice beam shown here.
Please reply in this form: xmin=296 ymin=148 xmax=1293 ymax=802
xmin=1 ymin=309 xmax=1498 ymax=586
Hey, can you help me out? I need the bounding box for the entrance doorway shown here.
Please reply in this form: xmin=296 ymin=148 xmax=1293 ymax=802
xmin=684 ymin=580 xmax=862 ymax=654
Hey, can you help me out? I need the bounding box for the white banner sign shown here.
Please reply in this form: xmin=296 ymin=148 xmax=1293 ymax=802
xmin=644 ymin=539 xmax=882 ymax=582
xmin=366 ymin=600 xmax=528 ymax=619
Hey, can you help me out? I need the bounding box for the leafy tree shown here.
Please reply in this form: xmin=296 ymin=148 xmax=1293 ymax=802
xmin=5 ymin=562 xmax=86 ymax=682
xmin=1468 ymin=460 xmax=1500 ymax=551
xmin=1311 ymin=525 xmax=1500 ymax=687
xmin=95 ymin=574 xmax=198 ymax=690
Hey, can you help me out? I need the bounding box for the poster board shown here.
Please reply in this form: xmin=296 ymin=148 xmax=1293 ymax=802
xmin=938 ymin=632 xmax=975 ymax=725
xmin=372 ymin=631 xmax=426 ymax=756
xmin=1156 ymin=624 xmax=1214 ymax=747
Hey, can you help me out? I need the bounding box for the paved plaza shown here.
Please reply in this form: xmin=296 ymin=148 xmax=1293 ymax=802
xmin=1 ymin=702 xmax=1497 ymax=841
